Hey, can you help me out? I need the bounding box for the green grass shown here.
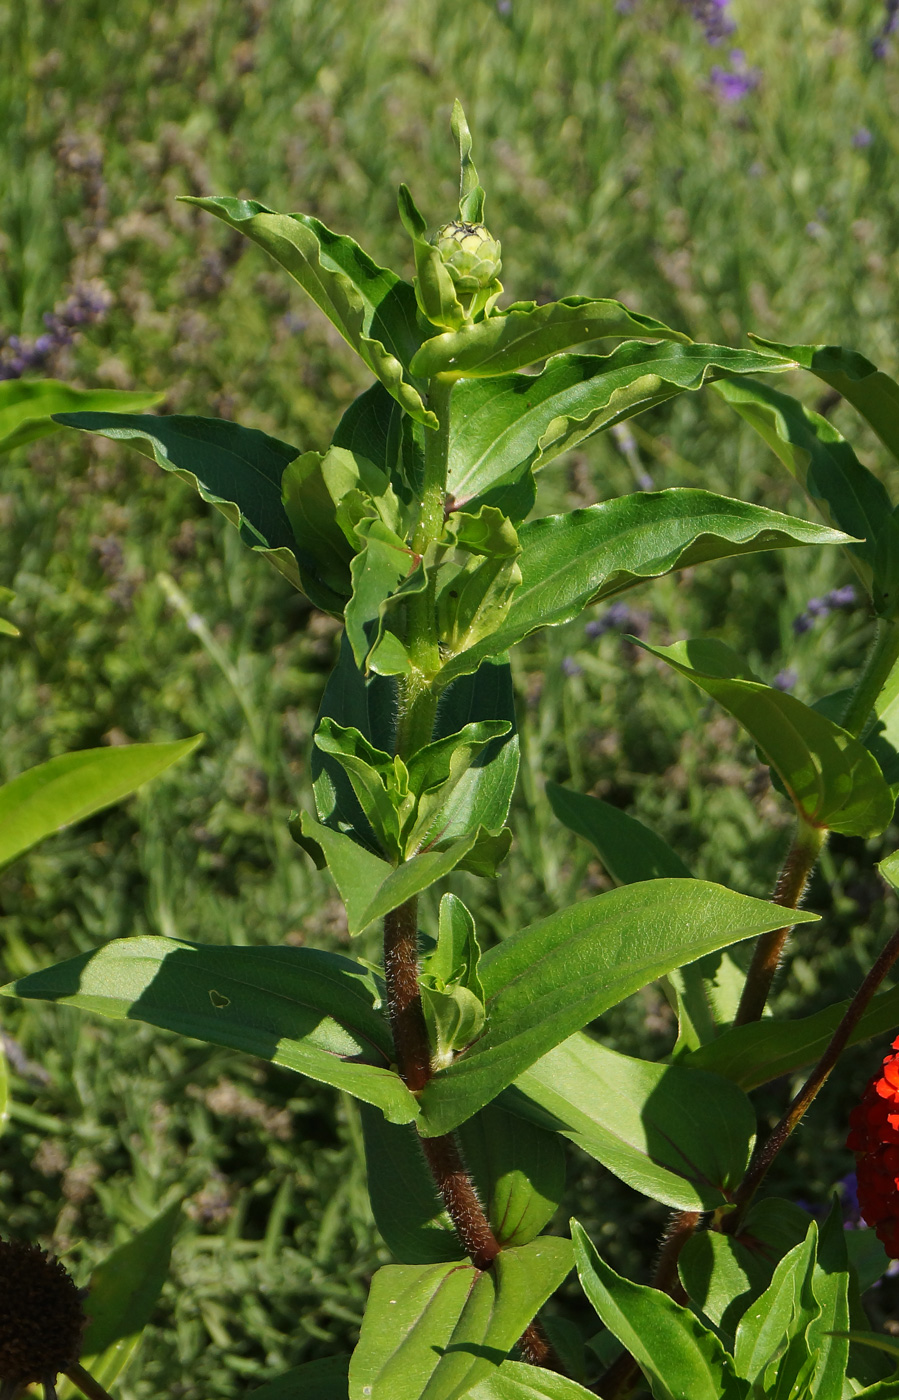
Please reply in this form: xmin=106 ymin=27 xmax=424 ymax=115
xmin=3 ymin=0 xmax=899 ymax=1392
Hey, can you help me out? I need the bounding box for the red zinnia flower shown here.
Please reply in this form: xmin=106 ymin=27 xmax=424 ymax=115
xmin=847 ymin=1033 xmax=899 ymax=1257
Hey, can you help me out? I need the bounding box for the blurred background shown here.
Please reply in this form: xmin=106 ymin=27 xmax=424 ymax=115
xmin=3 ymin=1 xmax=899 ymax=1394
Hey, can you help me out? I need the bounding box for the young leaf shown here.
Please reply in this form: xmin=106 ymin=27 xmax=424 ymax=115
xmin=247 ymin=1356 xmax=351 ymax=1399
xmin=359 ymin=1106 xmax=463 ymax=1264
xmin=420 ymin=895 xmax=486 ymax=1064
xmin=466 ymin=1361 xmax=596 ymax=1399
xmin=806 ymin=1200 xmax=851 ymax=1400
xmin=444 ymin=343 xmax=794 ymax=510
xmin=397 ymin=183 xmax=469 ymax=333
xmin=637 ymin=637 xmax=894 ymax=837
xmin=0 ymin=379 xmax=161 ymax=454
xmin=456 ymin=1101 xmax=566 ymax=1248
xmin=345 ymin=517 xmax=418 ymax=674
xmin=431 ymin=655 xmax=520 ymax=841
xmin=347 ymin=1236 xmax=573 ymax=1400
xmin=714 ymin=375 xmax=899 ymax=615
xmin=452 ymin=100 xmax=486 ymax=225
xmin=331 ymin=379 xmax=422 ymax=505
xmin=749 ymin=334 xmax=899 ymax=465
xmin=406 ymin=720 xmax=512 ymax=853
xmin=313 ymin=718 xmax=411 ymax=860
xmin=571 ymin=1220 xmax=747 ymax=1400
xmin=508 ymin=1034 xmax=755 ymax=1212
xmin=0 ymin=736 xmax=203 ymax=869
xmin=1 ymin=937 xmax=420 ymax=1125
xmin=733 ymin=1222 xmax=819 ymax=1392
xmin=60 ymin=1203 xmax=182 ymax=1396
xmin=417 ymin=880 xmax=818 ymax=1136
xmin=409 ymin=298 xmax=691 ymax=378
xmin=545 ymin=783 xmax=691 ymax=882
xmin=53 ymin=412 xmax=310 ymax=595
xmin=436 ymin=491 xmax=852 ymax=687
xmin=180 ymin=196 xmax=435 ymax=427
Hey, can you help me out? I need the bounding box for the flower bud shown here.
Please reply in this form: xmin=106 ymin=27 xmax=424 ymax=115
xmin=431 ymin=221 xmax=502 ymax=294
xmin=847 ymin=1033 xmax=899 ymax=1256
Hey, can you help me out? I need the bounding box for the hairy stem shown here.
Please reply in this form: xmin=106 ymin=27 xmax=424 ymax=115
xmin=734 ymin=819 xmax=825 ymax=1027
xmin=726 ymin=923 xmax=899 ymax=1231
xmin=383 ymin=899 xmax=432 ymax=1093
xmin=840 ymin=616 xmax=899 ymax=739
xmin=419 ymin=1133 xmax=501 ymax=1269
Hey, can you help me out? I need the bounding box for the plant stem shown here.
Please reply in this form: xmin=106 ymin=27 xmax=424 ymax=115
xmin=383 ymin=899 xmax=432 ymax=1092
xmin=419 ymin=1133 xmax=501 ymax=1268
xmin=840 ymin=615 xmax=899 ymax=739
xmin=725 ymin=923 xmax=899 ymax=1232
xmin=64 ymin=1365 xmax=116 ymax=1400
xmin=734 ymin=818 xmax=825 ymax=1026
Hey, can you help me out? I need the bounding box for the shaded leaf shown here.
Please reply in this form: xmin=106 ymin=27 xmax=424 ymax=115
xmin=348 ymin=1236 xmax=573 ymax=1400
xmin=638 ymin=637 xmax=894 ymax=836
xmin=456 ymin=1101 xmax=566 ymax=1248
xmin=54 ymin=412 xmax=309 ymax=595
xmin=444 ymin=343 xmax=793 ymax=510
xmin=0 ymin=379 xmax=160 ymax=453
xmin=509 ymin=1033 xmax=754 ymax=1212
xmin=417 ymin=880 xmax=818 ymax=1136
xmin=436 ymin=490 xmax=851 ymax=687
xmin=360 ymin=1106 xmax=462 ymax=1264
xmin=181 ymin=196 xmax=434 ymax=427
xmin=572 ymin=1220 xmax=746 ymax=1400
xmin=733 ymin=1222 xmax=818 ymax=1391
xmin=410 ymin=298 xmax=690 ymax=377
xmin=545 ymin=783 xmax=690 ymax=882
xmin=1 ymin=937 xmax=419 ymax=1124
xmin=0 ymin=736 xmax=203 ymax=869
xmin=714 ymin=375 xmax=899 ymax=614
xmin=807 ymin=1201 xmax=851 ymax=1400
xmin=750 ymin=335 xmax=899 ymax=464
xmin=248 ymin=1356 xmax=351 ymax=1399
xmin=467 ymin=1361 xmax=597 ymax=1399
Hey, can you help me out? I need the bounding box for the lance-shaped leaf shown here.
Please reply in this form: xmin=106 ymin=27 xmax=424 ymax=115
xmin=733 ymin=1222 xmax=819 ymax=1393
xmin=181 ymin=196 xmax=434 ymax=428
xmin=637 ymin=637 xmax=894 ymax=837
xmin=0 ymin=736 xmax=203 ymax=869
xmin=348 ymin=1236 xmax=573 ymax=1400
xmin=296 ymin=812 xmax=489 ymax=935
xmin=247 ymin=1356 xmax=350 ymax=1399
xmin=436 ymin=490 xmax=851 ymax=688
xmin=749 ymin=334 xmax=899 ymax=465
xmin=398 ymin=183 xmax=469 ymax=333
xmin=508 ymin=1034 xmax=754 ymax=1212
xmin=814 ymin=677 xmax=899 ymax=798
xmin=682 ymin=977 xmax=899 ymax=1091
xmin=572 ymin=1221 xmax=747 ymax=1400
xmin=714 ymin=375 xmax=899 ymax=614
xmin=345 ymin=517 xmax=418 ymax=674
xmin=467 ymin=1361 xmax=597 ymax=1399
xmin=53 ymin=412 xmax=312 ymax=596
xmin=452 ymin=100 xmax=486 ymax=225
xmin=360 ymin=1106 xmax=462 ymax=1264
xmin=410 ymin=298 xmax=691 ymax=378
xmin=444 ymin=343 xmax=793 ymax=511
xmin=807 ymin=1201 xmax=852 ymax=1400
xmin=420 ymin=894 xmax=487 ymax=1066
xmin=1 ymin=938 xmax=419 ymax=1125
xmin=0 ymin=379 xmax=161 ymax=454
xmin=416 ymin=880 xmax=818 ymax=1137
xmin=57 ymin=1204 xmax=182 ymax=1397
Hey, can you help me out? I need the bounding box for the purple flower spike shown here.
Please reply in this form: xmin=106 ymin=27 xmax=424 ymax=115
xmin=827 ymin=584 xmax=857 ymax=609
xmin=793 ymin=612 xmax=813 ymax=636
xmin=805 ymin=597 xmax=830 ymax=618
xmin=853 ymin=127 xmax=874 ymax=148
xmin=773 ymin=669 xmax=798 ymax=692
xmin=561 ymin=656 xmax=583 ymax=678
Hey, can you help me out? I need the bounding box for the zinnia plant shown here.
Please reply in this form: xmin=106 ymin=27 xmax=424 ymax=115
xmin=6 ymin=102 xmax=899 ymax=1398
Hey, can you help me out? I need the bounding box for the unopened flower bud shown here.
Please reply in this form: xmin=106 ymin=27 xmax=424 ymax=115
xmin=431 ymin=221 xmax=502 ymax=294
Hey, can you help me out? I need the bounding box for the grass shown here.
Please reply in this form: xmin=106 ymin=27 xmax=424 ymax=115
xmin=3 ymin=0 xmax=899 ymax=1392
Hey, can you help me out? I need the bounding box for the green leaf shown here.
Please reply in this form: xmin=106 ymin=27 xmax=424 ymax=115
xmin=0 ymin=1038 xmax=8 ymax=1140
xmin=452 ymin=100 xmax=486 ymax=225
xmin=508 ymin=1034 xmax=754 ymax=1212
xmin=733 ymin=1222 xmax=818 ymax=1392
xmin=431 ymin=656 xmax=519 ymax=841
xmin=466 ymin=1360 xmax=597 ymax=1399
xmin=398 ymin=183 xmax=469 ymax=333
xmin=0 ymin=378 xmax=161 ymax=454
xmin=713 ymin=375 xmax=899 ymax=615
xmin=572 ymin=1220 xmax=747 ymax=1400
xmin=360 ymin=1106 xmax=462 ymax=1264
xmin=416 ymin=880 xmax=818 ymax=1136
xmin=59 ymin=1203 xmax=183 ymax=1396
xmin=182 ymin=196 xmax=434 ymax=428
xmin=407 ymin=721 xmax=512 ymax=853
xmin=806 ymin=1201 xmax=851 ymax=1400
xmin=53 ymin=412 xmax=308 ymax=595
xmin=410 ymin=299 xmax=690 ymax=378
xmin=345 ymin=517 xmax=418 ymax=674
xmin=0 ymin=736 xmax=203 ymax=869
xmin=0 ymin=585 xmax=18 ymax=637
xmin=314 ymin=718 xmax=411 ymax=860
xmin=2 ymin=937 xmax=419 ymax=1125
xmin=749 ymin=335 xmax=899 ymax=465
xmin=436 ymin=491 xmax=852 ymax=688
xmin=457 ymin=1101 xmax=566 ymax=1248
xmin=545 ymin=783 xmax=691 ymax=882
xmin=637 ymin=637 xmax=894 ymax=837
xmin=814 ymin=678 xmax=899 ymax=799
xmin=443 ymin=343 xmax=792 ymax=511
xmin=683 ymin=980 xmax=899 ymax=1091
xmin=348 ymin=1236 xmax=573 ymax=1400
xmin=248 ymin=1356 xmax=351 ymax=1399
xmin=847 ymin=1370 xmax=899 ymax=1398
xmin=420 ymin=894 xmax=486 ymax=1065
xmin=296 ymin=812 xmax=483 ymax=935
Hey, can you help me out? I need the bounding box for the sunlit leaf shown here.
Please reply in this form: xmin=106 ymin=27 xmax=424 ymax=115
xmin=0 ymin=378 xmax=160 ymax=453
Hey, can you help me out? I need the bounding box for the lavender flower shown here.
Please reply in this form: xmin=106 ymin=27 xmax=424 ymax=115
xmin=827 ymin=584 xmax=857 ymax=609
xmin=853 ymin=127 xmax=874 ymax=149
xmin=773 ymin=669 xmax=797 ymax=692
xmin=710 ymin=50 xmax=760 ymax=102
xmin=585 ymin=601 xmax=633 ymax=639
xmin=561 ymin=656 xmax=583 ymax=678
xmin=0 ymin=282 xmax=112 ymax=380
xmin=873 ymin=0 xmax=899 ymax=57
xmin=687 ymin=0 xmax=736 ymax=46
xmin=792 ymin=585 xmax=857 ymax=635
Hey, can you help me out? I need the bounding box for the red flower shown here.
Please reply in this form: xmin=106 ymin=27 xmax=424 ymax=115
xmin=848 ymin=1033 xmax=899 ymax=1257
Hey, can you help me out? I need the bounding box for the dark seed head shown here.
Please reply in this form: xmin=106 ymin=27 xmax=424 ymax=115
xmin=0 ymin=1240 xmax=86 ymax=1387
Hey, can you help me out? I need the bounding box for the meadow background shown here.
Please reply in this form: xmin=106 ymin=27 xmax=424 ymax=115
xmin=3 ymin=0 xmax=899 ymax=1394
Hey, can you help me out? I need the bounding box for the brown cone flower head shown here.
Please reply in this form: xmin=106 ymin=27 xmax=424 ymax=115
xmin=0 ymin=1240 xmax=86 ymax=1392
